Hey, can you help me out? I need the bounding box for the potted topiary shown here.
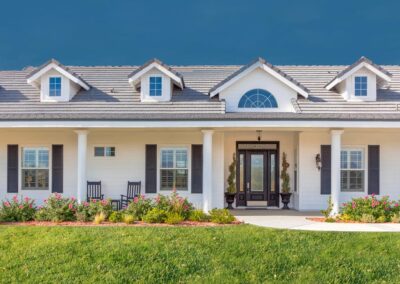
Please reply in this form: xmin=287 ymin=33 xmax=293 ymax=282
xmin=225 ymin=153 xmax=237 ymax=209
xmin=280 ymin=152 xmax=292 ymax=210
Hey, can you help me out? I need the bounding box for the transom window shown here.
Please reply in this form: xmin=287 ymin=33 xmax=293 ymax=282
xmin=149 ymin=76 xmax=162 ymax=96
xmin=340 ymin=149 xmax=364 ymax=192
xmin=94 ymin=147 xmax=115 ymax=157
xmin=160 ymin=148 xmax=188 ymax=191
xmin=238 ymin=89 xmax=278 ymax=108
xmin=21 ymin=147 xmax=49 ymax=190
xmin=49 ymin=77 xmax=62 ymax=97
xmin=355 ymin=76 xmax=367 ymax=96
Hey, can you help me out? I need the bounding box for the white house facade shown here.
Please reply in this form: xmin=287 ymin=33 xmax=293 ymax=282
xmin=1 ymin=57 xmax=399 ymax=214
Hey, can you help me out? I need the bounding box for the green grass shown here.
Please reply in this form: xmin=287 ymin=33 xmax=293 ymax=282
xmin=1 ymin=225 xmax=400 ymax=283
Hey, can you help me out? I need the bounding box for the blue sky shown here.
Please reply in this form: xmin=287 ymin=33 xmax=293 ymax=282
xmin=0 ymin=0 xmax=399 ymax=69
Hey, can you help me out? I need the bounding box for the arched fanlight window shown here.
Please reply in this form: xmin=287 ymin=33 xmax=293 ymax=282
xmin=238 ymin=89 xmax=278 ymax=108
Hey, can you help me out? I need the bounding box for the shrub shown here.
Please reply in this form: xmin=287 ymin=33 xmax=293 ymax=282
xmin=360 ymin=214 xmax=375 ymax=223
xmin=321 ymin=196 xmax=333 ymax=218
xmin=0 ymin=196 xmax=36 ymax=222
xmin=188 ymin=209 xmax=210 ymax=222
xmin=143 ymin=208 xmax=167 ymax=223
xmin=93 ymin=212 xmax=106 ymax=224
xmin=35 ymin=193 xmax=77 ymax=222
xmin=154 ymin=190 xmax=194 ymax=220
xmin=123 ymin=214 xmax=135 ymax=224
xmin=125 ymin=195 xmax=154 ymax=221
xmin=165 ymin=212 xmax=184 ymax=225
xmin=341 ymin=195 xmax=400 ymax=222
xmin=325 ymin=217 xmax=336 ymax=223
xmin=339 ymin=213 xmax=351 ymax=221
xmin=109 ymin=211 xmax=123 ymax=223
xmin=391 ymin=213 xmax=400 ymax=223
xmin=210 ymin=209 xmax=235 ymax=224
xmin=76 ymin=199 xmax=113 ymax=222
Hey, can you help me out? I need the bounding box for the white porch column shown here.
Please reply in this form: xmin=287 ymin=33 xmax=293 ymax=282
xmin=202 ymin=130 xmax=214 ymax=212
xmin=75 ymin=130 xmax=88 ymax=203
xmin=331 ymin=129 xmax=344 ymax=215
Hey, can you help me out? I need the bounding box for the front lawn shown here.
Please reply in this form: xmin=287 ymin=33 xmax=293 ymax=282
xmin=0 ymin=225 xmax=400 ymax=283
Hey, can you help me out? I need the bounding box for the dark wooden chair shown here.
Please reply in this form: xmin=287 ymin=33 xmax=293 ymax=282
xmin=87 ymin=181 xmax=104 ymax=202
xmin=121 ymin=181 xmax=141 ymax=208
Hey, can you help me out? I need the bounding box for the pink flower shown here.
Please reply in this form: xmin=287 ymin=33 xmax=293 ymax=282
xmin=133 ymin=197 xmax=139 ymax=204
xmin=29 ymin=204 xmax=32 ymax=208
xmin=71 ymin=197 xmax=76 ymax=201
xmin=92 ymin=199 xmax=97 ymax=203
xmin=38 ymin=206 xmax=42 ymax=210
xmin=44 ymin=199 xmax=47 ymax=203
xmin=56 ymin=193 xmax=61 ymax=200
xmin=101 ymin=200 xmax=108 ymax=206
xmin=24 ymin=197 xmax=30 ymax=202
xmin=395 ymin=203 xmax=399 ymax=207
xmin=13 ymin=195 xmax=18 ymax=202
xmin=371 ymin=193 xmax=376 ymax=197
xmin=4 ymin=201 xmax=10 ymax=207
xmin=352 ymin=202 xmax=356 ymax=209
xmin=68 ymin=203 xmax=73 ymax=209
xmin=83 ymin=202 xmax=89 ymax=207
xmin=19 ymin=205 xmax=23 ymax=209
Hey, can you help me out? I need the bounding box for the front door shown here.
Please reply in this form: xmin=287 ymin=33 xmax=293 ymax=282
xmin=236 ymin=146 xmax=279 ymax=207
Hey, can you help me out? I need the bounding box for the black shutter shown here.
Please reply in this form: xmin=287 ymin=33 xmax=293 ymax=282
xmin=321 ymin=145 xmax=331 ymax=195
xmin=52 ymin=145 xmax=63 ymax=193
xmin=145 ymin=144 xmax=157 ymax=193
xmin=7 ymin=145 xmax=18 ymax=193
xmin=191 ymin=145 xmax=203 ymax=193
xmin=368 ymin=145 xmax=380 ymax=195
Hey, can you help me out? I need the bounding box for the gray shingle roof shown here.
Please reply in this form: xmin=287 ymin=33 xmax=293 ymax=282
xmin=1 ymin=61 xmax=400 ymax=121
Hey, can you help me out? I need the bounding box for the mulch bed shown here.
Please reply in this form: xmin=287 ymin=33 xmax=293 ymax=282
xmin=307 ymin=217 xmax=399 ymax=224
xmin=0 ymin=220 xmax=243 ymax=227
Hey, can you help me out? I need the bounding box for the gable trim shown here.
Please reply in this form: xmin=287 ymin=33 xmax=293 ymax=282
xmin=27 ymin=59 xmax=90 ymax=91
xmin=209 ymin=58 xmax=309 ymax=98
xmin=325 ymin=57 xmax=392 ymax=90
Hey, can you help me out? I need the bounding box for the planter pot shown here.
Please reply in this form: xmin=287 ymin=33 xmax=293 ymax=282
xmin=225 ymin=193 xmax=236 ymax=209
xmin=280 ymin=192 xmax=292 ymax=210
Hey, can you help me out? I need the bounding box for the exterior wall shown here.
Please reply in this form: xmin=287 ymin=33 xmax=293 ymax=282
xmin=219 ymin=68 xmax=297 ymax=113
xmin=40 ymin=69 xmax=80 ymax=102
xmin=298 ymin=130 xmax=400 ymax=210
xmin=140 ymin=68 xmax=172 ymax=102
xmin=223 ymin=131 xmax=298 ymax=209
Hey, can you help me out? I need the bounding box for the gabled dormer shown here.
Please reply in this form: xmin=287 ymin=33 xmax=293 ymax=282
xmin=325 ymin=57 xmax=392 ymax=102
xmin=128 ymin=58 xmax=184 ymax=102
xmin=209 ymin=58 xmax=309 ymax=112
xmin=27 ymin=59 xmax=90 ymax=102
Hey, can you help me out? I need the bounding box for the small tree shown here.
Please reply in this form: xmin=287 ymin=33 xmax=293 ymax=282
xmin=226 ymin=154 xmax=236 ymax=194
xmin=280 ymin=152 xmax=290 ymax=193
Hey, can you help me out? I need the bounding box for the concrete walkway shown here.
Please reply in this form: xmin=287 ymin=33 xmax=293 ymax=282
xmin=232 ymin=210 xmax=400 ymax=232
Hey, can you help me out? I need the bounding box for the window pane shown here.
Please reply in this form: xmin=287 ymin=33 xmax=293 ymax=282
xmin=23 ymin=149 xmax=37 ymax=168
xmin=37 ymin=169 xmax=49 ymax=189
xmin=349 ymin=171 xmax=364 ymax=191
xmin=38 ymin=149 xmax=49 ymax=168
xmin=160 ymin=169 xmax=174 ymax=190
xmin=239 ymin=154 xmax=244 ymax=192
xmin=94 ymin=147 xmax=105 ymax=157
xmin=22 ymin=169 xmax=36 ymax=189
xmin=340 ymin=151 xmax=348 ymax=169
xmin=149 ymin=76 xmax=162 ymax=96
xmin=340 ymin=170 xmax=348 ymax=191
xmin=105 ymin=147 xmax=115 ymax=157
xmin=350 ymin=151 xmax=362 ymax=169
xmin=250 ymin=154 xmax=264 ymax=192
xmin=175 ymin=150 xmax=187 ymax=168
xmin=270 ymin=154 xmax=276 ymax=192
xmin=161 ymin=150 xmax=174 ymax=168
xmin=175 ymin=169 xmax=188 ymax=190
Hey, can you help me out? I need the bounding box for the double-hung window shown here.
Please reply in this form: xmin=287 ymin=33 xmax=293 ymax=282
xmin=94 ymin=146 xmax=115 ymax=157
xmin=149 ymin=76 xmax=162 ymax=96
xmin=355 ymin=76 xmax=367 ymax=96
xmin=340 ymin=149 xmax=365 ymax=192
xmin=21 ymin=147 xmax=49 ymax=190
xmin=160 ymin=148 xmax=188 ymax=191
xmin=49 ymin=77 xmax=62 ymax=97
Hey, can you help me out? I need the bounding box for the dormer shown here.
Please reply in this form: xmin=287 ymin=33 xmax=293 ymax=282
xmin=27 ymin=59 xmax=90 ymax=102
xmin=128 ymin=59 xmax=184 ymax=102
xmin=325 ymin=57 xmax=392 ymax=102
xmin=209 ymin=58 xmax=309 ymax=112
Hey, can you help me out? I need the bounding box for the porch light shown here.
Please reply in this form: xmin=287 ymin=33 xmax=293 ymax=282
xmin=256 ymin=130 xmax=262 ymax=142
xmin=315 ymin=154 xmax=322 ymax=171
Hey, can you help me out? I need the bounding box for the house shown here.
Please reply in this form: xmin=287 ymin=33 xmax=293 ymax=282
xmin=0 ymin=56 xmax=398 ymax=214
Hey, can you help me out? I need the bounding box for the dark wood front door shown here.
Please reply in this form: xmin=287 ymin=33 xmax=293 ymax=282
xmin=236 ymin=145 xmax=279 ymax=207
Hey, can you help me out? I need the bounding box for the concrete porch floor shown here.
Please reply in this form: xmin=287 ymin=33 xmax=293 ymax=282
xmin=231 ymin=209 xmax=400 ymax=232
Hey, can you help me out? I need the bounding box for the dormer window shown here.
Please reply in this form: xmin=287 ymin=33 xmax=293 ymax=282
xmin=49 ymin=77 xmax=62 ymax=97
xmin=355 ymin=76 xmax=367 ymax=96
xmin=149 ymin=76 xmax=162 ymax=96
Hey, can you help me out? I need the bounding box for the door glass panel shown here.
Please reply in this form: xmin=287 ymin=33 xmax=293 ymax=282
xmin=270 ymin=153 xmax=276 ymax=192
xmin=251 ymin=154 xmax=264 ymax=192
xmin=239 ymin=154 xmax=244 ymax=192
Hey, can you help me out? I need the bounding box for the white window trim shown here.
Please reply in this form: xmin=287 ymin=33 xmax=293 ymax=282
xmin=157 ymin=145 xmax=191 ymax=193
xmin=340 ymin=146 xmax=367 ymax=193
xmin=19 ymin=145 xmax=52 ymax=191
xmin=93 ymin=146 xmax=116 ymax=158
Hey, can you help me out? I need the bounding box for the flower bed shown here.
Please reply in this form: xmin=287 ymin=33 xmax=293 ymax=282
xmin=319 ymin=194 xmax=400 ymax=223
xmin=0 ymin=191 xmax=237 ymax=226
